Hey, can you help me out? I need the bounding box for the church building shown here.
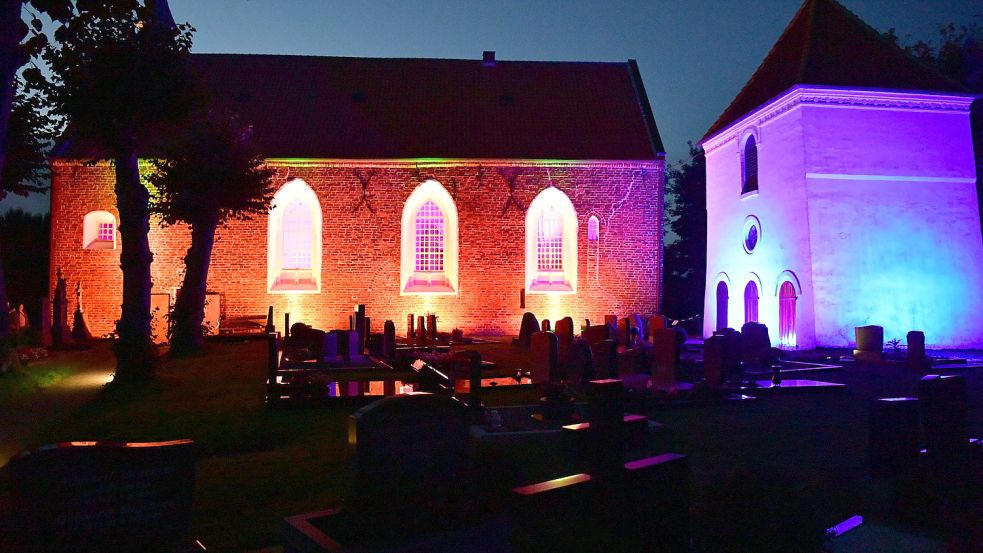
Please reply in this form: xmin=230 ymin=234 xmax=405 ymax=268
xmin=50 ymin=53 xmax=665 ymax=337
xmin=702 ymin=0 xmax=983 ymax=348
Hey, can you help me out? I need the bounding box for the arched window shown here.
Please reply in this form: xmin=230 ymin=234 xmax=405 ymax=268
xmin=587 ymin=215 xmax=599 ymax=242
xmin=401 ymin=180 xmax=458 ymax=295
xmin=82 ymin=210 xmax=117 ymax=250
xmin=744 ymin=281 xmax=759 ymax=323
xmin=742 ymin=135 xmax=758 ymax=194
xmin=526 ymin=187 xmax=577 ymax=293
xmin=778 ymin=281 xmax=797 ymax=348
xmin=716 ymin=281 xmax=729 ymax=331
xmin=268 ymin=179 xmax=321 ymax=293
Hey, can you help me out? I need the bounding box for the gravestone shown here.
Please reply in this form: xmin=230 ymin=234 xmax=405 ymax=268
xmin=618 ymin=317 xmax=633 ymax=349
xmin=52 ymin=270 xmax=70 ymax=346
xmin=330 ymin=329 xmax=350 ymax=359
xmin=348 ymin=331 xmax=366 ymax=364
xmin=516 ymin=312 xmax=539 ymax=347
xmin=919 ymin=374 xmax=968 ymax=464
xmin=906 ymin=331 xmax=927 ymax=370
xmin=321 ymin=331 xmax=339 ymax=362
xmin=382 ymin=320 xmax=396 ymax=358
xmin=869 ymin=397 xmax=920 ymax=478
xmin=741 ymin=321 xmax=772 ymax=371
xmin=9 ymin=440 xmax=195 ymax=552
xmin=566 ymin=338 xmax=594 ymax=384
xmin=72 ymin=282 xmax=92 ymax=342
xmin=427 ymin=313 xmax=437 ymax=342
xmin=604 ymin=315 xmax=617 ymax=327
xmin=348 ymin=394 xmax=471 ymax=533
xmin=646 ymin=315 xmax=667 ymax=341
xmin=407 ymin=313 xmax=414 ymax=339
xmin=265 ymin=305 xmax=274 ymax=333
xmin=631 ymin=314 xmax=645 ymax=340
xmin=555 ymin=317 xmax=575 ymax=345
xmin=541 ymin=319 xmax=551 ymax=333
xmin=530 ymin=331 xmax=559 ymax=383
xmin=854 ymin=325 xmax=884 ymax=362
xmin=587 ymin=379 xmax=625 ymax=478
xmin=591 ymin=338 xmax=618 ymax=379
xmin=720 ymin=327 xmax=743 ymax=379
xmin=582 ymin=324 xmax=611 ymax=346
xmin=703 ymin=335 xmax=726 ymax=388
xmin=417 ymin=315 xmax=426 ymax=340
xmin=650 ymin=328 xmax=678 ymax=390
xmin=352 ymin=304 xmax=366 ymax=349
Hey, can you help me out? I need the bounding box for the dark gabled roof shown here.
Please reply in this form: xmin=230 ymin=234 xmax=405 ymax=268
xmin=703 ymin=0 xmax=964 ymax=141
xmin=56 ymin=53 xmax=664 ymax=160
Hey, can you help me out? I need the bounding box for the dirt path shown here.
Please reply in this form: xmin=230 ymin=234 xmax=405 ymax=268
xmin=0 ymin=346 xmax=116 ymax=466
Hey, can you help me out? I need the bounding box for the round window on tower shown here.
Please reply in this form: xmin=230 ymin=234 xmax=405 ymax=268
xmin=743 ymin=216 xmax=761 ymax=254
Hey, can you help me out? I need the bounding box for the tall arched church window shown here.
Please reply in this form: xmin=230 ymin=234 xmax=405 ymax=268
xmin=742 ymin=135 xmax=758 ymax=194
xmin=268 ymin=179 xmax=321 ymax=293
xmin=526 ymin=187 xmax=577 ymax=293
xmin=401 ymin=180 xmax=458 ymax=295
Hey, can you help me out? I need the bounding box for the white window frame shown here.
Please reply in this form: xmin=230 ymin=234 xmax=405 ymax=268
xmin=525 ymin=187 xmax=577 ymax=294
xmin=82 ymin=210 xmax=117 ymax=250
xmin=268 ymin=179 xmax=322 ymax=293
xmin=400 ymin=179 xmax=459 ymax=295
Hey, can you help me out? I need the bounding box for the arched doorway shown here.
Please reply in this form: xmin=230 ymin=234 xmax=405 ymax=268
xmin=778 ymin=281 xmax=797 ymax=348
xmin=715 ymin=281 xmax=728 ymax=331
xmin=744 ymin=281 xmax=758 ymax=323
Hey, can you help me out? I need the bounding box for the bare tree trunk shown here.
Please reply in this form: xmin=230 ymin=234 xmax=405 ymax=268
xmin=0 ymin=0 xmax=23 ymax=341
xmin=113 ymin=150 xmax=157 ymax=382
xmin=169 ymin=217 xmax=217 ymax=356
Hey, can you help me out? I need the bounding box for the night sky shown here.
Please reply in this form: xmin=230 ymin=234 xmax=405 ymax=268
xmin=4 ymin=0 xmax=979 ymax=213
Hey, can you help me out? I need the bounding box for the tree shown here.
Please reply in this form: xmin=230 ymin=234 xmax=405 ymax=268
xmin=148 ymin=110 xmax=274 ymax=356
xmin=30 ymin=0 xmax=196 ymax=382
xmin=663 ymin=143 xmax=706 ymax=325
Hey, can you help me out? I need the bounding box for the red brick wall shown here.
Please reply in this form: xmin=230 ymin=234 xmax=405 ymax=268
xmin=50 ymin=159 xmax=664 ymax=337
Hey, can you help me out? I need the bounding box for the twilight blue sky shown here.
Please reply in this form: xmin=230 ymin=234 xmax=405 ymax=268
xmin=4 ymin=0 xmax=980 ymax=213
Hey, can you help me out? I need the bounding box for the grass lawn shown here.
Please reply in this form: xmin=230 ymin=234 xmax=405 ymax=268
xmin=4 ymin=339 xmax=980 ymax=551
xmin=0 ymin=352 xmax=87 ymax=405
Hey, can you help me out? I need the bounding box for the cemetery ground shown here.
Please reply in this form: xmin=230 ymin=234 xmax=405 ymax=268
xmin=0 ymin=338 xmax=981 ymax=551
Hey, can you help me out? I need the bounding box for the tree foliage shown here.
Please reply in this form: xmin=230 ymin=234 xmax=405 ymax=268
xmin=663 ymin=143 xmax=706 ymax=323
xmin=2 ymin=87 xmax=54 ymax=198
xmin=148 ymin=110 xmax=275 ymax=227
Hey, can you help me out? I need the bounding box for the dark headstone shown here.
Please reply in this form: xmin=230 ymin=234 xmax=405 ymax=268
xmin=427 ymin=313 xmax=437 ymax=342
xmin=650 ymin=328 xmax=678 ymax=389
xmin=348 ymin=394 xmax=471 ymax=530
xmin=919 ymin=374 xmax=968 ymax=464
xmin=632 ymin=314 xmax=646 ymax=341
xmin=703 ymin=335 xmax=725 ymax=389
xmin=382 ymin=320 xmax=396 ymax=359
xmin=9 ymin=440 xmax=195 ymax=552
xmin=869 ymin=397 xmax=920 ymax=478
xmin=591 ymin=338 xmax=618 ymax=379
xmin=265 ymin=305 xmax=274 ymax=333
xmin=530 ymin=331 xmax=559 ymax=383
xmin=284 ymin=312 xmax=290 ymax=337
xmin=566 ymin=338 xmax=594 ymax=384
xmin=348 ymin=331 xmax=366 ymax=363
xmin=353 ymin=304 xmax=366 ymax=346
xmin=646 ymin=315 xmax=667 ymax=341
xmin=407 ymin=313 xmax=415 ymax=339
xmin=587 ymin=379 xmax=625 ymax=478
xmin=517 ymin=312 xmax=539 ymax=347
xmin=854 ymin=325 xmax=884 ymax=362
xmin=618 ymin=317 xmax=633 ymax=349
xmin=582 ymin=324 xmax=611 ymax=346
xmin=720 ymin=328 xmax=743 ymax=379
xmin=541 ymin=319 xmax=551 ymax=333
xmin=555 ymin=317 xmax=575 ymax=345
xmin=321 ymin=331 xmax=339 ymax=361
xmin=741 ymin=321 xmax=772 ymax=371
xmin=906 ymin=331 xmax=927 ymax=370
xmin=331 ymin=329 xmax=350 ymax=359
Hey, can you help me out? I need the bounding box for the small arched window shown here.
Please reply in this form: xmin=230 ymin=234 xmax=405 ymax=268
xmin=744 ymin=281 xmax=759 ymax=323
xmin=587 ymin=215 xmax=599 ymax=241
xmin=401 ymin=180 xmax=458 ymax=295
xmin=742 ymin=135 xmax=758 ymax=194
xmin=526 ymin=187 xmax=577 ymax=293
xmin=82 ymin=210 xmax=117 ymax=250
xmin=268 ymin=179 xmax=321 ymax=293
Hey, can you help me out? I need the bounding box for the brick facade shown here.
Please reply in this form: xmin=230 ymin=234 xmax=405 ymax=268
xmin=50 ymin=158 xmax=664 ymax=337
